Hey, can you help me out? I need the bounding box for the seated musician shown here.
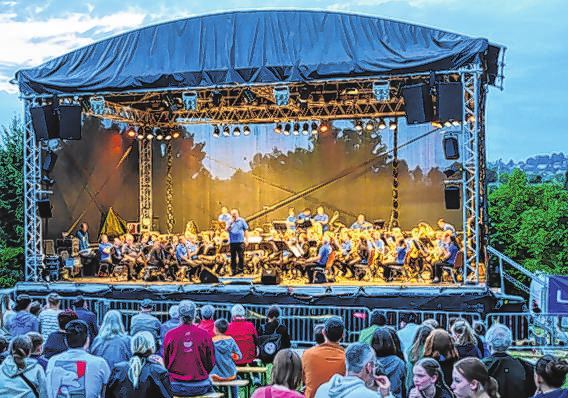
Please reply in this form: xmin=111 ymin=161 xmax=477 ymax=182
xmin=138 ymin=233 xmax=150 ymax=252
xmin=382 ymin=238 xmax=407 ymax=281
xmin=437 ymin=218 xmax=457 ymax=237
xmin=313 ymin=206 xmax=329 ymax=233
xmin=218 ymin=206 xmax=232 ymax=226
xmin=371 ymin=231 xmax=386 ymax=254
xmin=98 ymin=235 xmax=113 ymax=275
xmin=431 ymin=233 xmax=460 ymax=284
xmin=408 ymin=228 xmax=429 ymax=273
xmin=286 ymin=207 xmax=297 ymax=230
xmin=302 ymin=235 xmax=332 ymax=283
xmin=111 ymin=237 xmax=123 ymax=265
xmin=176 ymin=235 xmax=201 ymax=282
xmin=298 ymin=207 xmax=312 ymax=220
xmin=351 ymin=214 xmax=373 ymax=231
xmin=147 ymin=239 xmax=176 ymax=281
xmin=121 ymin=234 xmax=143 ymax=281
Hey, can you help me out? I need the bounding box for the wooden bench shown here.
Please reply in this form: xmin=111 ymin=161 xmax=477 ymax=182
xmin=212 ymin=379 xmax=250 ymax=398
xmin=236 ymin=365 xmax=269 ymax=385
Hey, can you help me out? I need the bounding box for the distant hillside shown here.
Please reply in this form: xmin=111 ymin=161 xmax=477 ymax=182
xmin=488 ymin=153 xmax=568 ymax=177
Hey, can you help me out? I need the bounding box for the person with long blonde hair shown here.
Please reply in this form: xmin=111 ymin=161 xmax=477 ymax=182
xmin=91 ymin=310 xmax=132 ymax=369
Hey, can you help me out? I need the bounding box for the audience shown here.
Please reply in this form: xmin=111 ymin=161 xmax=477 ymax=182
xmin=472 ymin=321 xmax=489 ymax=358
xmin=313 ymin=324 xmax=325 ymax=345
xmin=252 ymin=349 xmax=304 ymax=398
xmin=91 ymin=310 xmax=132 ymax=369
xmin=452 ymin=357 xmax=499 ymax=398
xmin=0 ymin=335 xmax=9 ymax=363
xmin=106 ymin=331 xmax=172 ymax=398
xmin=397 ymin=313 xmax=420 ymax=356
xmin=226 ymin=304 xmax=258 ymax=366
xmin=533 ymin=355 xmax=568 ymax=397
xmin=43 ymin=309 xmax=78 ymax=359
xmin=451 ymin=319 xmax=482 ymax=359
xmin=359 ymin=309 xmax=387 ymax=344
xmin=0 ymin=335 xmax=47 ymax=398
xmin=258 ymin=305 xmax=292 ymax=362
xmin=26 ymin=332 xmax=48 ymax=370
xmin=405 ymin=324 xmax=434 ymax=390
xmin=130 ymin=299 xmax=161 ymax=350
xmin=38 ymin=293 xmax=62 ymax=343
xmin=302 ymin=316 xmax=347 ymax=398
xmin=163 ymin=300 xmax=215 ymax=396
xmin=46 ymin=320 xmax=110 ymax=398
xmin=315 ymin=342 xmax=392 ymax=398
xmin=29 ymin=301 xmax=42 ymax=318
xmin=198 ymin=304 xmax=216 ymax=337
xmin=159 ymin=304 xmax=180 ymax=354
xmin=371 ymin=327 xmax=406 ymax=398
xmin=73 ymin=296 xmax=99 ymax=344
xmin=210 ymin=318 xmax=242 ymax=398
xmin=7 ymin=294 xmax=39 ymax=338
xmin=423 ymin=329 xmax=459 ymax=387
xmin=408 ymin=357 xmax=452 ymax=398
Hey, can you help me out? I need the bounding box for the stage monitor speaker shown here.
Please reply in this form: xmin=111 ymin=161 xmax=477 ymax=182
xmin=402 ymin=84 xmax=434 ymax=124
xmin=43 ymin=240 xmax=56 ymax=256
xmin=37 ymin=199 xmax=53 ymax=218
xmin=31 ymin=105 xmax=59 ymax=141
xmin=199 ymin=267 xmax=219 ymax=284
xmin=438 ymin=82 xmax=463 ymax=122
xmin=58 ymin=104 xmax=82 ymax=140
xmin=261 ymin=268 xmax=281 ymax=285
xmin=42 ymin=151 xmax=58 ymax=173
xmin=443 ymin=136 xmax=460 ymax=160
xmin=444 ymin=186 xmax=461 ymax=210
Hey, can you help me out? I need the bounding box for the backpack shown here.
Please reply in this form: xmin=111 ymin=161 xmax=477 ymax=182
xmin=484 ymin=354 xmax=536 ymax=398
xmin=258 ymin=322 xmax=282 ymax=363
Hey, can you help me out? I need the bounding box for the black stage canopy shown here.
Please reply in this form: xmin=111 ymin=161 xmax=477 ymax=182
xmin=16 ymin=10 xmax=503 ymax=96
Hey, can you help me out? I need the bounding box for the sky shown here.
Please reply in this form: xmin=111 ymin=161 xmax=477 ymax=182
xmin=0 ymin=0 xmax=566 ymax=162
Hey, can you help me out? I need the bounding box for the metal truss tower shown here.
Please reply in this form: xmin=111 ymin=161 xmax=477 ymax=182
xmin=139 ymin=139 xmax=153 ymax=233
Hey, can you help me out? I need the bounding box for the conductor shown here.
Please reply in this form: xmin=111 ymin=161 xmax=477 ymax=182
xmin=226 ymin=208 xmax=249 ymax=276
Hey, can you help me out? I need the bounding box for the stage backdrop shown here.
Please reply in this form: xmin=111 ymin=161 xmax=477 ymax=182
xmin=45 ymin=117 xmax=462 ymax=239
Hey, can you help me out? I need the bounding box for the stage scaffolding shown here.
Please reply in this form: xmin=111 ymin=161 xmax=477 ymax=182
xmin=22 ymin=66 xmax=490 ymax=283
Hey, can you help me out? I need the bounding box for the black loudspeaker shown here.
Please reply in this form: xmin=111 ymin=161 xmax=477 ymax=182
xmin=31 ymin=105 xmax=58 ymax=141
xmin=42 ymin=151 xmax=58 ymax=173
xmin=199 ymin=267 xmax=220 ymax=284
xmin=58 ymin=104 xmax=82 ymax=140
xmin=444 ymin=186 xmax=461 ymax=210
xmin=443 ymin=136 xmax=460 ymax=160
xmin=438 ymin=82 xmax=463 ymax=122
xmin=402 ymin=84 xmax=434 ymax=124
xmin=261 ymin=268 xmax=281 ymax=285
xmin=37 ymin=199 xmax=53 ymax=218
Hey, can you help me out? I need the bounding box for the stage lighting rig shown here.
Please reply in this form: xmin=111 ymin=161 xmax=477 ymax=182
xmin=233 ymin=127 xmax=241 ymax=136
xmin=223 ymin=126 xmax=230 ymax=137
xmin=182 ymin=91 xmax=198 ymax=110
xmin=372 ymin=80 xmax=390 ymax=101
xmin=355 ymin=120 xmax=364 ymax=131
xmin=302 ymin=123 xmax=309 ymax=135
xmin=283 ymin=124 xmax=291 ymax=135
xmin=274 ymin=123 xmax=282 ymax=134
xmin=311 ymin=122 xmax=318 ymax=133
xmin=365 ymin=120 xmax=374 ymax=131
xmin=242 ymin=88 xmax=257 ymax=105
xmin=172 ymin=130 xmax=180 ymax=139
xmin=213 ymin=126 xmax=220 ymax=137
xmin=243 ymin=125 xmax=251 ymax=135
xmin=125 ymin=126 xmax=137 ymax=138
xmin=293 ymin=123 xmax=300 ymax=135
xmin=89 ymin=96 xmax=105 ymax=115
xmin=378 ymin=118 xmax=387 ymax=130
xmin=273 ymin=86 xmax=290 ymax=106
xmin=389 ymin=120 xmax=397 ymax=130
xmin=319 ymin=121 xmax=329 ymax=133
xmin=155 ymin=128 xmax=164 ymax=140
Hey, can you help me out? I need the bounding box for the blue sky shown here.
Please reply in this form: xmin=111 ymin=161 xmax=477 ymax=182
xmin=0 ymin=0 xmax=566 ymax=162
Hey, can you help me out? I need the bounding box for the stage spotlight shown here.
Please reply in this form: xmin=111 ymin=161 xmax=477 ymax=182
xmin=211 ymin=91 xmax=223 ymax=107
xmin=354 ymin=120 xmax=363 ymax=131
xmin=223 ymin=126 xmax=230 ymax=136
xmin=444 ymin=120 xmax=452 ymax=128
xmin=302 ymin=123 xmax=309 ymax=135
xmin=89 ymin=96 xmax=105 ymax=115
xmin=213 ymin=126 xmax=220 ymax=137
xmin=372 ymin=80 xmax=390 ymax=101
xmin=378 ymin=118 xmax=386 ymax=130
xmin=452 ymin=120 xmax=461 ymax=127
xmin=389 ymin=120 xmax=397 ymax=130
xmin=431 ymin=121 xmax=443 ymax=128
xmin=311 ymin=122 xmax=318 ymax=132
xmin=243 ymin=125 xmax=251 ymax=135
xmin=146 ymin=132 xmax=154 ymax=140
xmin=283 ymin=124 xmax=291 ymax=135
xmin=165 ymin=131 xmax=172 ymax=140
xmin=172 ymin=131 xmax=180 ymax=139
xmin=293 ymin=123 xmax=300 ymax=135
xmin=242 ymin=88 xmax=256 ymax=105
xmin=365 ymin=120 xmax=374 ymax=131
xmin=125 ymin=126 xmax=137 ymax=138
xmin=137 ymin=131 xmax=144 ymax=140
xmin=273 ymin=86 xmax=290 ymax=106
xmin=467 ymin=115 xmax=476 ymax=123
xmin=319 ymin=121 xmax=329 ymax=133
xmin=233 ymin=127 xmax=241 ymax=136
xmin=182 ymin=91 xmax=198 ymax=110
xmin=274 ymin=123 xmax=282 ymax=134
xmin=155 ymin=128 xmax=164 ymax=140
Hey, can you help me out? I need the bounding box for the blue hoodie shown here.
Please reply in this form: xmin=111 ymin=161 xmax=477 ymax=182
xmin=210 ymin=335 xmax=242 ymax=379
xmin=533 ymin=390 xmax=568 ymax=398
xmin=315 ymin=374 xmax=392 ymax=398
xmin=6 ymin=311 xmax=38 ymax=338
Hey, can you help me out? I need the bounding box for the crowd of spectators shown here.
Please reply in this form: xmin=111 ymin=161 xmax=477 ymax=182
xmin=0 ymin=293 xmax=567 ymax=398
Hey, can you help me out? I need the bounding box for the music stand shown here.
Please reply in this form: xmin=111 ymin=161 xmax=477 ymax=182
xmin=272 ymin=221 xmax=288 ymax=233
xmin=295 ymin=219 xmax=313 ymax=229
xmin=219 ymin=244 xmax=230 ymax=254
xmin=373 ymin=219 xmax=385 ymax=229
xmin=211 ymin=220 xmax=226 ymax=231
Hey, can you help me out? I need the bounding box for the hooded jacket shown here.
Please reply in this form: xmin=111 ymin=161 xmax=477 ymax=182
xmin=0 ymin=355 xmax=48 ymax=398
xmin=6 ymin=311 xmax=39 ymax=338
xmin=210 ymin=335 xmax=242 ymax=379
xmin=377 ymin=355 xmax=406 ymax=398
xmin=314 ymin=374 xmax=391 ymax=398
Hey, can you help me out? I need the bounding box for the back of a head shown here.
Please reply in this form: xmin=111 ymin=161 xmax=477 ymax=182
xmin=536 ymin=355 xmax=568 ymax=389
xmin=231 ymin=304 xmax=246 ymax=320
xmin=423 ymin=329 xmax=458 ymax=361
xmin=454 ymin=357 xmax=499 ymax=398
xmin=65 ymin=320 xmax=89 ymax=349
xmin=400 ymin=312 xmax=418 ymax=325
xmin=100 ymin=309 xmax=126 ymax=338
xmin=345 ymin=343 xmax=375 ymax=374
xmin=10 ymin=336 xmax=32 ymax=370
xmin=0 ymin=336 xmax=8 ymax=353
xmin=215 ymin=318 xmax=229 ymax=334
xmin=129 ymin=332 xmax=156 ymax=389
xmin=58 ymin=309 xmax=78 ymax=330
xmin=47 ymin=293 xmax=61 ymax=308
xmin=324 ymin=316 xmax=345 ymax=343
xmin=485 ymin=323 xmax=512 ymax=353
xmin=370 ymin=327 xmax=396 ymax=357
xmin=422 ymin=318 xmax=439 ymax=329
xmin=26 ymin=332 xmax=43 ymax=353
xmin=267 ymin=305 xmax=280 ymax=320
xmin=314 ymin=324 xmax=325 ymax=345
xmin=409 ymin=325 xmax=434 ymax=362
xmin=73 ymin=296 xmax=85 ymax=308
xmin=472 ymin=321 xmax=486 ymax=336
xmin=178 ymin=300 xmax=196 ymax=324
xmin=29 ymin=301 xmax=42 ymax=317
xmin=169 ymin=305 xmax=180 ymax=319
xmin=271 ymin=349 xmax=303 ymax=390
xmin=451 ymin=319 xmax=477 ymax=345
xmin=15 ymin=294 xmax=31 ymax=312
xmin=201 ymin=304 xmax=215 ymax=320
xmin=370 ymin=309 xmax=387 ymax=327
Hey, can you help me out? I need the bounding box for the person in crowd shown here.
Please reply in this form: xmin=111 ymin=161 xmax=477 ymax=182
xmin=46 ymin=320 xmax=110 ymax=398
xmin=43 ymin=309 xmax=78 ymax=359
xmin=302 ymin=316 xmax=347 ymax=398
xmin=91 ymin=310 xmax=132 ymax=370
xmin=38 ymin=293 xmax=62 ymax=342
xmin=451 ymin=357 xmax=499 ymax=398
xmin=432 ymin=233 xmax=460 ymax=284
xmin=72 ymin=296 xmax=98 ymax=344
xmin=384 ymin=326 xmax=405 ymax=362
xmin=210 ymin=318 xmax=242 ymax=398
xmin=163 ymin=300 xmax=215 ymax=396
xmin=472 ymin=321 xmax=489 ymax=358
xmin=226 ymin=304 xmax=258 ymax=366
xmin=252 ymin=349 xmax=304 ymax=398
xmin=533 ymin=355 xmax=568 ymax=398
xmin=423 ymin=329 xmax=459 ymax=387
xmin=30 ymin=301 xmax=42 ymax=318
xmin=218 ymin=206 xmax=232 ymax=225
xmin=286 ymin=207 xmax=297 ymax=230
xmin=422 ymin=319 xmax=439 ymax=329
xmin=130 ymin=299 xmax=161 ymax=350
xmin=408 ymin=357 xmax=453 ymax=398
xmin=159 ymin=305 xmax=180 ymax=355
xmin=314 ymin=324 xmax=325 ymax=345
xmin=371 ymin=327 xmax=406 ymax=398
xmin=315 ymin=342 xmax=392 ymax=398
xmin=451 ymin=319 xmax=482 ymax=359
xmin=1 ymin=294 xmax=15 ymax=336
xmin=397 ymin=312 xmax=420 ymax=356
xmin=437 ymin=219 xmax=456 ymax=237
xmin=258 ymin=305 xmax=291 ymax=362
xmin=406 ymin=324 xmax=434 ymax=390
xmin=351 ymin=214 xmax=373 ymax=230
xmin=198 ymin=304 xmax=216 ymax=337
xmin=298 ymin=208 xmax=312 ymax=221
xmin=482 ymin=323 xmax=535 ymax=398
xmin=0 ymin=335 xmax=47 ymax=398
xmin=314 ymin=206 xmax=330 ymax=232
xmin=26 ymin=332 xmax=48 ymax=370
xmin=7 ymin=294 xmax=39 ymax=338
xmin=303 ymin=235 xmax=332 ymax=283
xmin=106 ymin=331 xmax=172 ymax=398
xmin=359 ymin=309 xmax=387 ymax=344
xmin=0 ymin=335 xmax=9 ymax=363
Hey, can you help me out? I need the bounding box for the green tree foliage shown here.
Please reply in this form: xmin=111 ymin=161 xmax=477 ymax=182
xmin=0 ymin=118 xmax=24 ymax=287
xmin=489 ymin=168 xmax=568 ymax=275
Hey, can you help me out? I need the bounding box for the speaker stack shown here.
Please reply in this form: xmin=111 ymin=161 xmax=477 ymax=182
xmin=31 ymin=103 xmax=82 ymax=141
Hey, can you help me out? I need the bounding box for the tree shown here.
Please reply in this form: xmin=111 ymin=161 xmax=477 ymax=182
xmin=0 ymin=117 xmax=24 ymax=287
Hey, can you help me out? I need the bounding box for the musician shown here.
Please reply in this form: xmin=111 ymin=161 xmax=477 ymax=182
xmin=111 ymin=237 xmax=123 ymax=265
xmin=226 ymin=208 xmax=249 ymax=276
xmin=98 ymin=235 xmax=113 ymax=265
xmin=76 ymin=223 xmax=89 ymax=251
xmin=186 ymin=235 xmax=203 ymax=280
xmin=138 ymin=233 xmax=150 ymax=252
xmin=147 ymin=239 xmax=176 ymax=281
xmin=437 ymin=218 xmax=456 ymax=237
xmin=121 ymin=234 xmax=143 ymax=281
xmin=313 ymin=206 xmax=329 ymax=233
xmin=218 ymin=206 xmax=232 ymax=225
xmin=351 ymin=214 xmax=373 ymax=231
xmin=431 ymin=232 xmax=459 ymax=284
xmin=286 ymin=207 xmax=297 ymax=230
xmin=303 ymin=235 xmax=332 ymax=283
xmin=371 ymin=231 xmax=385 ymax=254
xmin=298 ymin=208 xmax=312 ymax=220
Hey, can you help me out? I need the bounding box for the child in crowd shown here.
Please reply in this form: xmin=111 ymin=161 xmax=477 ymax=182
xmin=210 ymin=318 xmax=242 ymax=398
xmin=26 ymin=332 xmax=48 ymax=370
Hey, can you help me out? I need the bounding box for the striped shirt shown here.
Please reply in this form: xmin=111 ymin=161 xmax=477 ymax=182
xmin=39 ymin=308 xmax=62 ymax=341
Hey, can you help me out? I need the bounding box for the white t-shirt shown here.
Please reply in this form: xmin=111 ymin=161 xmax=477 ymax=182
xmin=39 ymin=308 xmax=62 ymax=341
xmin=46 ymin=348 xmax=111 ymax=398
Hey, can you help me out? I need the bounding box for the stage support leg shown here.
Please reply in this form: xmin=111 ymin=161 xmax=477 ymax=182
xmin=139 ymin=138 xmax=153 ymax=233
